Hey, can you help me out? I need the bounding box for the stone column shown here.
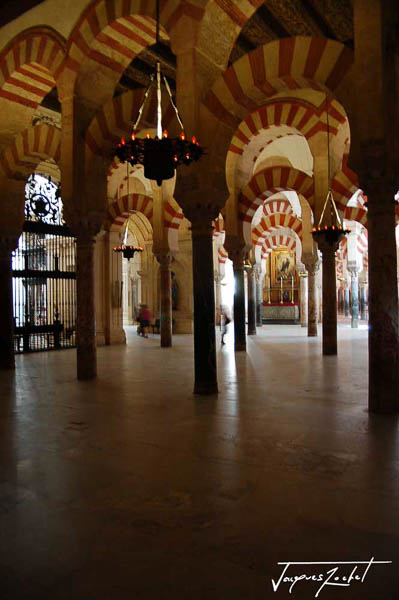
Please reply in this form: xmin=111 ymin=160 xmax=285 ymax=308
xmin=305 ymin=262 xmax=318 ymax=337
xmin=0 ymin=236 xmax=18 ymax=369
xmin=366 ymin=180 xmax=399 ymax=412
xmin=255 ymin=269 xmax=263 ymax=327
xmin=247 ymin=268 xmax=257 ymax=336
xmin=232 ymin=254 xmax=246 ymax=351
xmin=190 ymin=217 xmax=218 ymax=394
xmin=317 ymin=266 xmax=323 ymax=323
xmin=76 ymin=233 xmax=97 ymax=380
xmin=156 ymin=252 xmax=172 ymax=348
xmin=359 ymin=282 xmax=366 ymax=320
xmin=344 ymin=285 xmax=350 ymax=317
xmin=349 ymin=268 xmax=359 ymax=328
xmin=299 ymin=273 xmax=308 ymax=328
xmin=318 ymin=242 xmax=338 ymax=355
xmin=352 ymin=0 xmax=399 ymax=411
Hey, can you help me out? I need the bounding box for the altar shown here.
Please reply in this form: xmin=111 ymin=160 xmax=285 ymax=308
xmin=262 ymin=302 xmax=299 ymax=324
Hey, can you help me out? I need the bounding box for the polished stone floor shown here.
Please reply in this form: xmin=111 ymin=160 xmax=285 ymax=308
xmin=1 ymin=323 xmax=398 ymax=599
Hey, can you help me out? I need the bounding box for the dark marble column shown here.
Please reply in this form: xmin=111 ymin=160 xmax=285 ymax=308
xmin=255 ymin=270 xmax=263 ymax=327
xmin=247 ymin=268 xmax=257 ymax=336
xmin=366 ymin=183 xmax=399 ymax=413
xmin=344 ymin=286 xmax=350 ymax=317
xmin=190 ymin=218 xmax=218 ymax=394
xmin=76 ymin=234 xmax=97 ymax=380
xmin=233 ymin=256 xmax=246 ymax=351
xmin=318 ymin=242 xmax=338 ymax=355
xmin=0 ymin=236 xmax=18 ymax=369
xmin=156 ymin=252 xmax=172 ymax=348
xmin=305 ymin=262 xmax=318 ymax=337
xmin=359 ymin=282 xmax=366 ymax=320
xmin=349 ymin=269 xmax=359 ymax=328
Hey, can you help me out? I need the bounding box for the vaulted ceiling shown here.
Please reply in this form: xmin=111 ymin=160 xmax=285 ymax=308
xmin=41 ymin=0 xmax=354 ymax=114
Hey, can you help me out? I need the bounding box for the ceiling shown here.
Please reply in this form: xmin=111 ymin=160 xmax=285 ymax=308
xmin=38 ymin=0 xmax=354 ymax=113
xmin=0 ymin=0 xmax=45 ymax=28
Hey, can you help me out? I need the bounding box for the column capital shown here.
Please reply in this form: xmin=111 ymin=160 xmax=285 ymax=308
xmin=178 ymin=185 xmax=224 ymax=235
xmin=347 ymin=261 xmax=360 ymax=276
xmin=155 ymin=251 xmax=173 ymax=269
xmin=69 ymin=213 xmax=104 ymax=243
xmin=0 ymin=233 xmax=20 ymax=258
xmin=224 ymin=235 xmax=247 ymax=269
xmin=317 ymin=239 xmax=340 ymax=255
xmin=303 ymin=260 xmax=320 ymax=276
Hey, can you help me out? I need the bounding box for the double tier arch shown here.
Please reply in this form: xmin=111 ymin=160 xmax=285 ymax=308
xmin=239 ymin=165 xmax=313 ymax=244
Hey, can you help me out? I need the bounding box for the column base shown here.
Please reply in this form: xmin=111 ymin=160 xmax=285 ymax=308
xmin=248 ymin=328 xmax=256 ymax=336
xmin=194 ymin=381 xmax=218 ymax=395
xmin=0 ymin=359 xmax=15 ymax=370
xmin=77 ymin=370 xmax=97 ymax=381
xmin=323 ymin=347 xmax=337 ymax=356
xmin=235 ymin=342 xmax=246 ymax=352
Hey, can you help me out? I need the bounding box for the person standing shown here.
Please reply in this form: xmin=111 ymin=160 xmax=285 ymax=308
xmin=139 ymin=304 xmax=151 ymax=338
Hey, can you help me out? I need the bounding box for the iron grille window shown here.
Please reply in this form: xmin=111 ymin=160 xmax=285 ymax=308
xmin=12 ymin=174 xmax=77 ymax=353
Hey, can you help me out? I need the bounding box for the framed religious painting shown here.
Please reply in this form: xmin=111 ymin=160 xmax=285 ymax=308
xmin=272 ymin=249 xmax=295 ymax=284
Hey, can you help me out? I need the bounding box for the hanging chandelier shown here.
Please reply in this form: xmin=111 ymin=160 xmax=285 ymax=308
xmin=114 ymin=0 xmax=203 ymax=186
xmin=312 ymin=94 xmax=350 ymax=246
xmin=113 ymin=221 xmax=143 ymax=261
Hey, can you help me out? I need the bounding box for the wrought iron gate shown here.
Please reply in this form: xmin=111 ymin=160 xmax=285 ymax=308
xmin=12 ymin=174 xmax=76 ymax=353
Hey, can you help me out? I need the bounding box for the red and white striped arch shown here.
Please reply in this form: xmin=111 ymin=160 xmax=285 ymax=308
xmin=0 ymin=28 xmax=65 ymax=109
xmin=0 ymin=123 xmax=61 ymax=178
xmin=261 ymin=233 xmax=297 ymax=258
xmin=252 ymin=213 xmax=303 ymax=246
xmin=104 ymin=192 xmax=153 ymax=231
xmin=204 ymin=37 xmax=353 ymax=128
xmin=65 ymin=0 xmax=182 ymax=79
xmin=164 ymin=199 xmax=183 ymax=230
xmin=228 ymin=98 xmax=346 ymax=158
xmin=331 ymin=161 xmax=360 ymax=204
xmin=262 ymin=198 xmax=294 ymax=218
xmin=86 ymin=88 xmax=178 ymax=158
xmin=239 ymin=166 xmax=313 ymax=246
xmin=340 ymin=227 xmax=368 ymax=261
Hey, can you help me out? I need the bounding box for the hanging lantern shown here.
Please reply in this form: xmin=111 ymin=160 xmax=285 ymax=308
xmin=113 ymin=1 xmax=204 ymax=186
xmin=312 ymin=95 xmax=350 ymax=246
xmin=113 ymin=221 xmax=144 ymax=260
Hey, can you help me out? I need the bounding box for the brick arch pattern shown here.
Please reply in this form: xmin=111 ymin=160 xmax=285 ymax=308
xmin=164 ymin=199 xmax=183 ymax=230
xmin=263 ymin=198 xmax=294 ymax=217
xmin=86 ymin=88 xmax=178 ymax=157
xmin=261 ymin=233 xmax=297 ymax=258
xmin=228 ymin=98 xmax=347 ymax=159
xmin=252 ymin=213 xmax=303 ymax=248
xmin=203 ymin=37 xmax=353 ymax=129
xmin=0 ymin=28 xmax=66 ymax=109
xmin=0 ymin=124 xmax=61 ymax=178
xmin=239 ymin=166 xmax=314 ymax=224
xmin=65 ymin=0 xmax=183 ymax=79
xmin=104 ymin=193 xmax=153 ymax=231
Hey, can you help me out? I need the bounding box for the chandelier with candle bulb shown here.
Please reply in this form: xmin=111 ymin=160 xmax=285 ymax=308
xmin=312 ymin=94 xmax=350 ymax=246
xmin=114 ymin=0 xmax=203 ymax=186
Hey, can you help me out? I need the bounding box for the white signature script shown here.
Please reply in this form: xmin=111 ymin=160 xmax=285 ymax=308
xmin=271 ymin=558 xmax=392 ymax=597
